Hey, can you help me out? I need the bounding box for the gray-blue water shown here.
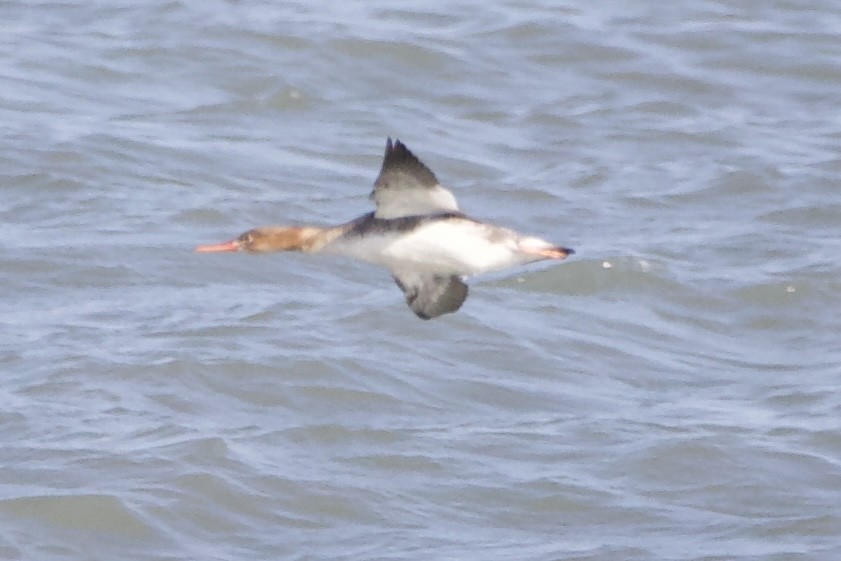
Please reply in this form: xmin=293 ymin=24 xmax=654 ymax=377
xmin=2 ymin=1 xmax=840 ymax=559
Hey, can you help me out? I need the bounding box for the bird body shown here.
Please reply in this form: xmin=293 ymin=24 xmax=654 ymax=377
xmin=196 ymin=139 xmax=574 ymax=319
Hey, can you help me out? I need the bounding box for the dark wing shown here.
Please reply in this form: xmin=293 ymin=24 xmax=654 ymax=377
xmin=371 ymin=138 xmax=459 ymax=219
xmin=392 ymin=271 xmax=469 ymax=320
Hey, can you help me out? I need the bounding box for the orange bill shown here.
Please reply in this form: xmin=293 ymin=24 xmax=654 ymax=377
xmin=195 ymin=239 xmax=240 ymax=253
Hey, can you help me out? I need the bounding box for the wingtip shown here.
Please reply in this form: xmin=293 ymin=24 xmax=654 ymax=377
xmin=374 ymin=136 xmax=440 ymax=191
xmin=385 ymin=137 xmax=409 ymax=154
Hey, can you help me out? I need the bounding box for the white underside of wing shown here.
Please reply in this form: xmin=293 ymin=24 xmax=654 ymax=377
xmin=373 ymin=184 xmax=459 ymax=219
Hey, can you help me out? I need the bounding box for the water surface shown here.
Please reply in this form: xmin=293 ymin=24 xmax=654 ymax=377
xmin=2 ymin=1 xmax=841 ymax=559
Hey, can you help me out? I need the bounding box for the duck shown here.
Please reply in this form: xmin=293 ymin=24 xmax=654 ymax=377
xmin=196 ymin=138 xmax=574 ymax=319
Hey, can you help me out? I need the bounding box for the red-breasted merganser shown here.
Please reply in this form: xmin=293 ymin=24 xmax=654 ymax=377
xmin=196 ymin=138 xmax=574 ymax=319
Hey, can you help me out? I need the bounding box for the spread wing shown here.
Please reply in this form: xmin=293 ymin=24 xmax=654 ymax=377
xmin=392 ymin=270 xmax=469 ymax=320
xmin=371 ymin=138 xmax=460 ymax=219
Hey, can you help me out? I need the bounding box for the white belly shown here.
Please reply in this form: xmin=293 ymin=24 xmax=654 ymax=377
xmin=327 ymin=220 xmax=534 ymax=276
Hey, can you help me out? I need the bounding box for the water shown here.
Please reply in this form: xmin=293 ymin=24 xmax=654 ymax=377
xmin=2 ymin=1 xmax=841 ymax=559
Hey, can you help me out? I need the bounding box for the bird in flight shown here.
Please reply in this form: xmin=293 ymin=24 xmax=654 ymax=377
xmin=196 ymin=138 xmax=574 ymax=319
